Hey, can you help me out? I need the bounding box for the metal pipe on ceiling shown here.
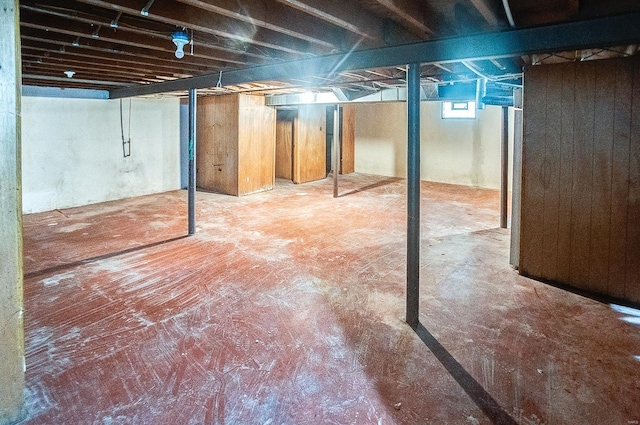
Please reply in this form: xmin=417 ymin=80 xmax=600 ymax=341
xmin=501 ymin=0 xmax=516 ymax=28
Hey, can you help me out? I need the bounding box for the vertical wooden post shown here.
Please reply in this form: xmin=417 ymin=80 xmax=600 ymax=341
xmin=188 ymin=88 xmax=196 ymax=235
xmin=0 ymin=0 xmax=25 ymax=422
xmin=406 ymin=63 xmax=421 ymax=328
xmin=510 ymin=108 xmax=523 ymax=267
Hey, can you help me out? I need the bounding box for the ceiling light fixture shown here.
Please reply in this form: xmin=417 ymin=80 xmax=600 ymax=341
xmin=64 ymin=70 xmax=75 ymax=78
xmin=172 ymin=30 xmax=189 ymax=59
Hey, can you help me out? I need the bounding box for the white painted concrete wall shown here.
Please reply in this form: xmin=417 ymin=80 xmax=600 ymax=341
xmin=21 ymin=97 xmax=181 ymax=213
xmin=355 ymin=102 xmax=514 ymax=190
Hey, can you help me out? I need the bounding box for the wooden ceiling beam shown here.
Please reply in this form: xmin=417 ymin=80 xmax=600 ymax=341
xmin=369 ymin=0 xmax=435 ymax=38
xmin=22 ymin=48 xmax=186 ymax=76
xmin=172 ymin=0 xmax=345 ymax=50
xmin=20 ymin=0 xmax=273 ymax=64
xmin=467 ymin=0 xmax=501 ymax=27
xmin=22 ymin=55 xmax=172 ymax=79
xmin=20 ymin=40 xmax=215 ymax=74
xmin=275 ymin=0 xmax=386 ymax=44
xmin=23 ymin=67 xmax=153 ymax=84
xmin=20 ymin=28 xmax=232 ymax=71
xmin=73 ymin=0 xmax=317 ymax=56
xmin=23 ymin=73 xmax=133 ymax=87
xmin=20 ymin=10 xmax=261 ymax=67
xmin=23 ymin=79 xmax=122 ymax=90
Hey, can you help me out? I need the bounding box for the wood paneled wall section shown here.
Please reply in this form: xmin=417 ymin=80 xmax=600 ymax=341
xmin=275 ymin=110 xmax=295 ymax=180
xmin=197 ymin=95 xmax=239 ymax=195
xmin=520 ymin=56 xmax=640 ymax=303
xmin=340 ymin=104 xmax=355 ymax=174
xmin=196 ymin=94 xmax=275 ymax=196
xmin=294 ymin=105 xmax=326 ymax=184
xmin=238 ymin=95 xmax=276 ymax=195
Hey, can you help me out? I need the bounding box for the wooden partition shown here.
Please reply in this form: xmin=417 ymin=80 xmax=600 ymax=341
xmin=520 ymin=56 xmax=640 ymax=303
xmin=294 ymin=105 xmax=326 ymax=184
xmin=340 ymin=104 xmax=356 ymax=174
xmin=275 ymin=110 xmax=295 ymax=180
xmin=197 ymin=94 xmax=275 ymax=196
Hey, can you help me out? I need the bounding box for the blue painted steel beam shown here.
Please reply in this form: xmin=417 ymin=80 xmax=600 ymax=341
xmin=110 ymin=13 xmax=640 ymax=98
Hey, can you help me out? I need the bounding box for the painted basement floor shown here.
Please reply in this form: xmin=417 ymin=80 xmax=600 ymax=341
xmin=18 ymin=174 xmax=640 ymax=425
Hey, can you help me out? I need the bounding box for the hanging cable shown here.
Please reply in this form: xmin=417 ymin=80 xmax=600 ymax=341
xmin=120 ymin=99 xmax=131 ymax=158
xmin=216 ymin=70 xmax=223 ymax=88
xmin=190 ymin=29 xmax=194 ymax=56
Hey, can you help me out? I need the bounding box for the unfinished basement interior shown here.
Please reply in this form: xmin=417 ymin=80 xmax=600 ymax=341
xmin=1 ymin=0 xmax=640 ymax=424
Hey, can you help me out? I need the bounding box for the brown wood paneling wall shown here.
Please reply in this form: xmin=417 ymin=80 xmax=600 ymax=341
xmin=275 ymin=110 xmax=295 ymax=180
xmin=196 ymin=94 xmax=275 ymax=196
xmin=340 ymin=104 xmax=355 ymax=174
xmin=238 ymin=94 xmax=276 ymax=195
xmin=196 ymin=95 xmax=239 ymax=195
xmin=520 ymin=56 xmax=640 ymax=303
xmin=294 ymin=105 xmax=326 ymax=184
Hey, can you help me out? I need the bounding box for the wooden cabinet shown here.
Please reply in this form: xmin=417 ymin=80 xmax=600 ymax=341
xmin=196 ymin=94 xmax=276 ymax=196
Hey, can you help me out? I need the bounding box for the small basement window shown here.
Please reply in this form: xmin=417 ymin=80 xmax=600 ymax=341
xmin=442 ymin=101 xmax=476 ymax=119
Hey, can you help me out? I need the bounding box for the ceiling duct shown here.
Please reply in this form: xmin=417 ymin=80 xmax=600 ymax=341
xmin=437 ymin=81 xmax=476 ymax=100
xmin=331 ymin=87 xmax=378 ymax=101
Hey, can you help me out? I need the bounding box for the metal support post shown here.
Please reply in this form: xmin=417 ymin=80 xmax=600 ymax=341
xmin=406 ymin=63 xmax=421 ymax=328
xmin=333 ymin=105 xmax=341 ymax=198
xmin=188 ymin=88 xmax=197 ymax=235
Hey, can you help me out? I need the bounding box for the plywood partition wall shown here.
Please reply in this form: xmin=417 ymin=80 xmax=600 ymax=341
xmin=340 ymin=104 xmax=356 ymax=174
xmin=276 ymin=110 xmax=295 ymax=180
xmin=197 ymin=95 xmax=239 ymax=195
xmin=197 ymin=94 xmax=275 ymax=196
xmin=520 ymin=56 xmax=640 ymax=303
xmin=294 ymin=105 xmax=326 ymax=184
xmin=238 ymin=95 xmax=276 ymax=195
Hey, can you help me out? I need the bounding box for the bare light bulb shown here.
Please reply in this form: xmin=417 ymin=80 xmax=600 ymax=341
xmin=172 ymin=31 xmax=189 ymax=59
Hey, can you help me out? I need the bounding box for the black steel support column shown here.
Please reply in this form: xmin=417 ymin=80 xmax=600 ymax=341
xmin=188 ymin=88 xmax=197 ymax=235
xmin=333 ymin=105 xmax=341 ymax=198
xmin=500 ymin=106 xmax=509 ymax=229
xmin=406 ymin=63 xmax=421 ymax=328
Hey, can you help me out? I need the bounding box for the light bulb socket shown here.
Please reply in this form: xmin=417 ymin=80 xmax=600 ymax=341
xmin=172 ymin=30 xmax=189 ymax=59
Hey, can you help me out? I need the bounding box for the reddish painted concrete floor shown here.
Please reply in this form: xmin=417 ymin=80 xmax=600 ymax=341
xmin=18 ymin=174 xmax=640 ymax=424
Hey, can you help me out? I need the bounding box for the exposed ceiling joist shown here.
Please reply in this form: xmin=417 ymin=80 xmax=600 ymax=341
xmin=368 ymin=0 xmax=435 ymax=37
xmin=19 ymin=11 xmax=259 ymax=67
xmin=468 ymin=0 xmax=501 ymax=27
xmin=109 ymin=13 xmax=640 ymax=98
xmin=172 ymin=0 xmax=346 ymax=50
xmin=23 ymin=73 xmax=132 ymax=86
xmin=274 ymin=0 xmax=386 ymax=44
xmin=73 ymin=0 xmax=315 ymax=57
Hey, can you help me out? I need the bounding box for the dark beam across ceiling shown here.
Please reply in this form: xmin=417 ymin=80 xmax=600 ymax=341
xmin=109 ymin=12 xmax=640 ymax=98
